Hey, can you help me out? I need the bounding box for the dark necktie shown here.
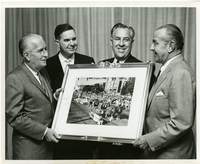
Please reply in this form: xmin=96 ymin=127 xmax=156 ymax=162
xmin=38 ymin=72 xmax=49 ymax=97
xmin=154 ymin=70 xmax=161 ymax=84
xmin=157 ymin=70 xmax=161 ymax=79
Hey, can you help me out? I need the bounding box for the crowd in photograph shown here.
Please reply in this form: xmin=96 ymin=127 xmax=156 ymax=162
xmin=73 ymin=86 xmax=132 ymax=125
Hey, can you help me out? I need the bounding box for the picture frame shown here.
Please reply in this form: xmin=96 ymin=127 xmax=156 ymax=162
xmin=52 ymin=62 xmax=154 ymax=144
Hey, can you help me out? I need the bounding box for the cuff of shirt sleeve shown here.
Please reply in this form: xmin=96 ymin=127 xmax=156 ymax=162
xmin=42 ymin=127 xmax=48 ymax=140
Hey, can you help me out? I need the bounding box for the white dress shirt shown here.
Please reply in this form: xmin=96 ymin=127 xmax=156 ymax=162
xmin=24 ymin=63 xmax=41 ymax=84
xmin=58 ymin=52 xmax=74 ymax=72
xmin=113 ymin=58 xmax=125 ymax=64
xmin=158 ymin=54 xmax=181 ymax=78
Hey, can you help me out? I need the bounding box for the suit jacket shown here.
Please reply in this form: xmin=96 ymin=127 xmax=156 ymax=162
xmin=96 ymin=54 xmax=142 ymax=159
xmin=144 ymin=55 xmax=196 ymax=159
xmin=46 ymin=52 xmax=95 ymax=159
xmin=101 ymin=54 xmax=155 ymax=91
xmin=6 ymin=63 xmax=55 ymax=159
xmin=100 ymin=54 xmax=141 ymax=63
xmin=46 ymin=52 xmax=95 ymax=92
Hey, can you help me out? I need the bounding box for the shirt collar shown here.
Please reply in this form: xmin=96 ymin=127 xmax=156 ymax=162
xmin=160 ymin=54 xmax=181 ymax=73
xmin=113 ymin=58 xmax=125 ymax=64
xmin=24 ymin=62 xmax=38 ymax=76
xmin=113 ymin=53 xmax=131 ymax=64
xmin=58 ymin=52 xmax=74 ymax=64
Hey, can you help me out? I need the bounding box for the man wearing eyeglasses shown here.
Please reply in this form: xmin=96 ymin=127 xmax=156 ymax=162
xmin=6 ymin=34 xmax=61 ymax=159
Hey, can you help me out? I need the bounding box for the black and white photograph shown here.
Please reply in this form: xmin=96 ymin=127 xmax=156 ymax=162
xmin=68 ymin=76 xmax=135 ymax=126
xmin=1 ymin=1 xmax=199 ymax=163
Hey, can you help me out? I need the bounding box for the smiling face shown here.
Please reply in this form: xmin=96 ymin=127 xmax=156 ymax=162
xmin=150 ymin=29 xmax=170 ymax=64
xmin=56 ymin=29 xmax=78 ymax=59
xmin=110 ymin=28 xmax=133 ymax=61
xmin=24 ymin=35 xmax=48 ymax=72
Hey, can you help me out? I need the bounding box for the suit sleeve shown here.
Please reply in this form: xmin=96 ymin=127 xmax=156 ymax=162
xmin=6 ymin=74 xmax=47 ymax=140
xmin=145 ymin=69 xmax=196 ymax=151
xmin=91 ymin=57 xmax=95 ymax=64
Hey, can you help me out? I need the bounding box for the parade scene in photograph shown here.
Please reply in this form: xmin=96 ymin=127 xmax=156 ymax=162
xmin=66 ymin=77 xmax=135 ymax=126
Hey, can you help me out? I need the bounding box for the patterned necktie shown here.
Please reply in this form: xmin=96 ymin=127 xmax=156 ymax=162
xmin=65 ymin=59 xmax=72 ymax=64
xmin=64 ymin=59 xmax=72 ymax=72
xmin=38 ymin=72 xmax=49 ymax=97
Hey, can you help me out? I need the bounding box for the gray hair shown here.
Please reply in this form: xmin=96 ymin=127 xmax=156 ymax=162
xmin=18 ymin=34 xmax=43 ymax=56
xmin=157 ymin=24 xmax=184 ymax=50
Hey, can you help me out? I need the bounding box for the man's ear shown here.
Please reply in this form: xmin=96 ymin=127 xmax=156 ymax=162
xmin=109 ymin=38 xmax=113 ymax=46
xmin=55 ymin=39 xmax=60 ymax=47
xmin=131 ymin=39 xmax=134 ymax=45
xmin=23 ymin=52 xmax=30 ymax=61
xmin=168 ymin=41 xmax=175 ymax=53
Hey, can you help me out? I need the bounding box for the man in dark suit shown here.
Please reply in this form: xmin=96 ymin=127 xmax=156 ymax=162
xmin=99 ymin=23 xmax=141 ymax=64
xmin=96 ymin=23 xmax=142 ymax=159
xmin=45 ymin=23 xmax=95 ymax=159
xmin=6 ymin=34 xmax=61 ymax=159
xmin=46 ymin=23 xmax=95 ymax=93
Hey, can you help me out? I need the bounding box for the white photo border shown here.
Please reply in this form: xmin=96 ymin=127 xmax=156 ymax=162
xmin=52 ymin=62 xmax=153 ymax=143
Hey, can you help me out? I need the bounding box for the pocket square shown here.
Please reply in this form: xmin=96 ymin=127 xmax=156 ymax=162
xmin=156 ymin=91 xmax=164 ymax=96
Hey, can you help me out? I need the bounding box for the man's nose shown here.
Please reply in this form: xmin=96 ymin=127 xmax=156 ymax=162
xmin=69 ymin=40 xmax=75 ymax=45
xmin=43 ymin=50 xmax=48 ymax=57
xmin=119 ymin=39 xmax=125 ymax=46
xmin=150 ymin=44 xmax=154 ymax=51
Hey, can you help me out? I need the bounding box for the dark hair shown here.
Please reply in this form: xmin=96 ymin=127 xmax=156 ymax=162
xmin=54 ymin=23 xmax=75 ymax=40
xmin=157 ymin=24 xmax=184 ymax=50
xmin=111 ymin=23 xmax=135 ymax=40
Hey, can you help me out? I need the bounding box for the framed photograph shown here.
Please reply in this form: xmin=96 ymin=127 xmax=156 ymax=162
xmin=52 ymin=62 xmax=154 ymax=143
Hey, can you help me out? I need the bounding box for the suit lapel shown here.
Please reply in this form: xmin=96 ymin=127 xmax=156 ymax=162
xmin=74 ymin=53 xmax=80 ymax=64
xmin=109 ymin=58 xmax=115 ymax=63
xmin=125 ymin=54 xmax=134 ymax=63
xmin=147 ymin=55 xmax=184 ymax=109
xmin=102 ymin=57 xmax=114 ymax=63
xmin=40 ymin=69 xmax=53 ymax=102
xmin=55 ymin=53 xmax=64 ymax=80
xmin=21 ymin=63 xmax=52 ymax=101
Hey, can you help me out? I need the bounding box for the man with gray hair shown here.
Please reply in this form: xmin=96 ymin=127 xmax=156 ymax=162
xmin=133 ymin=24 xmax=196 ymax=159
xmin=6 ymin=34 xmax=61 ymax=159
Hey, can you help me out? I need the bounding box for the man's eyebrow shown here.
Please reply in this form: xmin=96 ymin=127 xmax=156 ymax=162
xmin=38 ymin=47 xmax=47 ymax=51
xmin=64 ymin=37 xmax=76 ymax=40
xmin=152 ymin=39 xmax=156 ymax=43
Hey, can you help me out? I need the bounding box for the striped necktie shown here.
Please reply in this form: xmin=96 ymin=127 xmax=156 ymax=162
xmin=37 ymin=72 xmax=49 ymax=97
